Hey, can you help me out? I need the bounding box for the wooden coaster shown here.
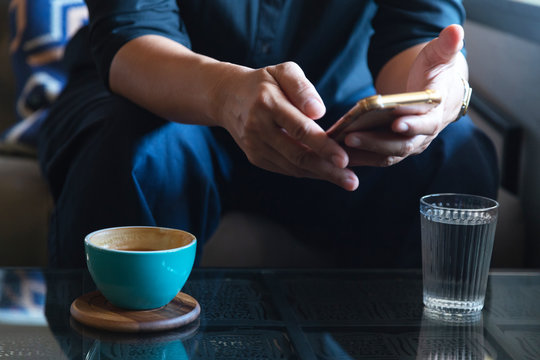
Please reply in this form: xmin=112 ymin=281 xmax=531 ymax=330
xmin=70 ymin=291 xmax=200 ymax=333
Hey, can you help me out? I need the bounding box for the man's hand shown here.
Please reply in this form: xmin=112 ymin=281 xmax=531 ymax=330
xmin=343 ymin=24 xmax=468 ymax=167
xmin=110 ymin=36 xmax=358 ymax=190
xmin=217 ymin=61 xmax=359 ymax=191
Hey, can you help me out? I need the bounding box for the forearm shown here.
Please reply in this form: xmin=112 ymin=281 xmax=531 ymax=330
xmin=109 ymin=35 xmax=356 ymax=190
xmin=109 ymin=34 xmax=246 ymax=127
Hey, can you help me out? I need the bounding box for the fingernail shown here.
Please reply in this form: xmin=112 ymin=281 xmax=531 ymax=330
xmin=396 ymin=122 xmax=409 ymax=132
xmin=344 ymin=174 xmax=359 ymax=191
xmin=304 ymin=98 xmax=325 ymax=118
xmin=346 ymin=136 xmax=361 ymax=147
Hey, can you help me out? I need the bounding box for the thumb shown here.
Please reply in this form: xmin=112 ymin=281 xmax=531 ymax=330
xmin=421 ymin=24 xmax=464 ymax=67
xmin=266 ymin=61 xmax=326 ymax=119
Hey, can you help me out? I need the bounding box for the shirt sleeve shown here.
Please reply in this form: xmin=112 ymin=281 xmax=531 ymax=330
xmin=84 ymin=0 xmax=191 ymax=89
xmin=368 ymin=0 xmax=465 ymax=82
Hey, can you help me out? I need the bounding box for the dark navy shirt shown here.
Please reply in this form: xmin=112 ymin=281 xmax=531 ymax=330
xmin=84 ymin=0 xmax=464 ymax=111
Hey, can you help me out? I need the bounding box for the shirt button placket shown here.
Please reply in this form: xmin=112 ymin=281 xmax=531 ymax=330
xmin=252 ymin=0 xmax=285 ymax=66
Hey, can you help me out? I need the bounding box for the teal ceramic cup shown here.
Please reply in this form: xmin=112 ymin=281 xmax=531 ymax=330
xmin=85 ymin=226 xmax=196 ymax=310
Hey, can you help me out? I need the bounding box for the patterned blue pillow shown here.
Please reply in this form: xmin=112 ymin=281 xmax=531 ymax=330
xmin=0 ymin=0 xmax=88 ymax=155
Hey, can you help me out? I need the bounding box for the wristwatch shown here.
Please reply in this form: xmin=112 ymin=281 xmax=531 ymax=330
xmin=456 ymin=77 xmax=472 ymax=121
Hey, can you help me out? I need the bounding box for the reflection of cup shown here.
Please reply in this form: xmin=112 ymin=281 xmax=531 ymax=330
xmin=417 ymin=310 xmax=487 ymax=360
xmin=87 ymin=337 xmax=189 ymax=360
xmin=420 ymin=194 xmax=498 ymax=316
xmin=85 ymin=226 xmax=196 ymax=310
xmin=72 ymin=318 xmax=199 ymax=360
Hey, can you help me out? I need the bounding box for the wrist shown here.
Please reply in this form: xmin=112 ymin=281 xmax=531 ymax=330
xmin=206 ymin=62 xmax=252 ymax=128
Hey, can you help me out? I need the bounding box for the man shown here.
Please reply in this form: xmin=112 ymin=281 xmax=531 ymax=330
xmin=38 ymin=0 xmax=498 ymax=268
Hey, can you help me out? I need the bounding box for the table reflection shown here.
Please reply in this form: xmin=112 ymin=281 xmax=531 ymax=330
xmin=0 ymin=269 xmax=46 ymax=325
xmin=1 ymin=268 xmax=539 ymax=359
xmin=0 ymin=269 xmax=65 ymax=358
xmin=72 ymin=318 xmax=198 ymax=360
xmin=417 ymin=310 xmax=494 ymax=359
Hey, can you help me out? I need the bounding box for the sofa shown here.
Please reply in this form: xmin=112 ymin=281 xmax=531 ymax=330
xmin=0 ymin=1 xmax=527 ymax=268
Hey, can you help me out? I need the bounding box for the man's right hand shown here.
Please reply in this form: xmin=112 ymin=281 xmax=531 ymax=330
xmin=215 ymin=61 xmax=358 ymax=191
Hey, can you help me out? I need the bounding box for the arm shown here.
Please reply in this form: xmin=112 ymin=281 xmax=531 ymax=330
xmin=108 ymin=36 xmax=358 ymax=191
xmin=110 ymin=35 xmax=231 ymax=127
xmin=83 ymin=0 xmax=357 ymax=190
xmin=344 ymin=0 xmax=470 ymax=167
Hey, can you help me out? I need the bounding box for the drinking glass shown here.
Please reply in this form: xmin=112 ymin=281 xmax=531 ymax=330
xmin=420 ymin=193 xmax=498 ymax=316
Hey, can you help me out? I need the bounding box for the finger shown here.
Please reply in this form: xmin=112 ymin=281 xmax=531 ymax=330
xmin=270 ymin=99 xmax=349 ymax=168
xmin=344 ymin=130 xmax=428 ymax=157
xmin=391 ymin=110 xmax=443 ymax=137
xmin=422 ymin=24 xmax=464 ymax=68
xmin=265 ymin=121 xmax=358 ymax=189
xmin=266 ymin=62 xmax=326 ymax=119
xmin=346 ymin=147 xmax=405 ymax=168
xmin=256 ymin=131 xmax=359 ymax=191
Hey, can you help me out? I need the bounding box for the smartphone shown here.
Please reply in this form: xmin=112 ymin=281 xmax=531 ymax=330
xmin=326 ymin=89 xmax=442 ymax=142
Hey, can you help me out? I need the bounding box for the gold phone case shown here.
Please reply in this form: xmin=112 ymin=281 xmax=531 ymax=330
xmin=327 ymin=90 xmax=442 ymax=142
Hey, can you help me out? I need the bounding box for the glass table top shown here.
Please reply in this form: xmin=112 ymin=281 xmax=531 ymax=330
xmin=0 ymin=267 xmax=539 ymax=359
